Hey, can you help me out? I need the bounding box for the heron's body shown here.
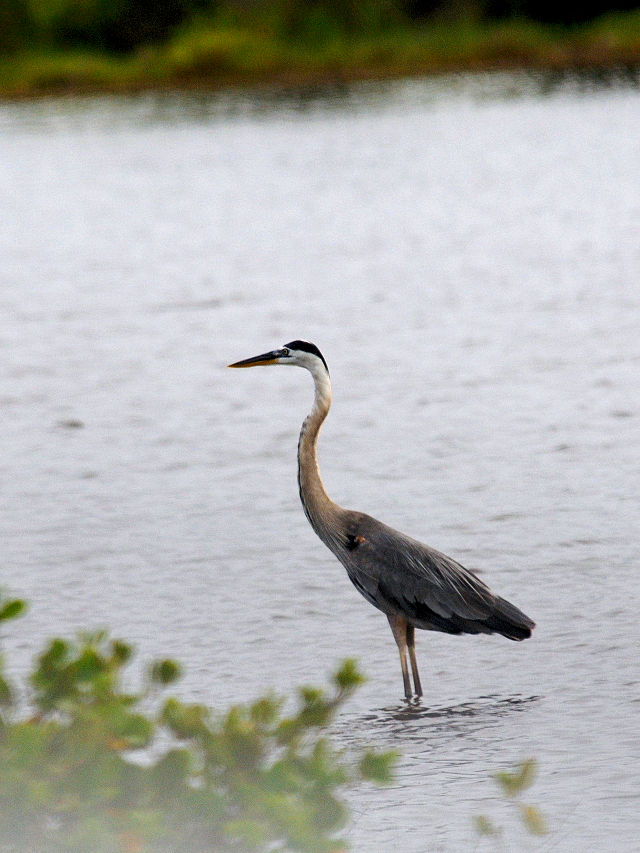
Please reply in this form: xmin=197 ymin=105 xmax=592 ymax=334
xmin=230 ymin=340 xmax=535 ymax=700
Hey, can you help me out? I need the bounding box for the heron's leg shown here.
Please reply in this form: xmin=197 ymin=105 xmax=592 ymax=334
xmin=387 ymin=613 xmax=412 ymax=700
xmin=406 ymin=624 xmax=423 ymax=698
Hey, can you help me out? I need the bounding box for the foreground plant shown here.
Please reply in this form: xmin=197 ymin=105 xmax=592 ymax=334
xmin=474 ymin=758 xmax=547 ymax=843
xmin=0 ymin=593 xmax=394 ymax=853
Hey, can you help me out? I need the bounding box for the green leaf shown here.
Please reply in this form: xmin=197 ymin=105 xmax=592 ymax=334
xmin=37 ymin=637 xmax=70 ymax=670
xmin=358 ymin=749 xmax=398 ymax=784
xmin=0 ymin=674 xmax=13 ymax=707
xmin=0 ymin=599 xmax=26 ymax=622
xmin=519 ymin=803 xmax=548 ymax=835
xmin=151 ymin=748 xmax=192 ymax=795
xmin=161 ymin=697 xmax=209 ymax=738
xmin=73 ymin=647 xmax=107 ymax=683
xmin=473 ymin=814 xmax=500 ymax=836
xmin=150 ymin=658 xmax=181 ymax=685
xmin=224 ymin=817 xmax=269 ymax=848
xmin=333 ymin=658 xmax=365 ymax=691
xmin=300 ymin=686 xmax=325 ymax=706
xmin=249 ymin=695 xmax=281 ymax=726
xmin=111 ymin=640 xmax=133 ymax=664
xmin=494 ymin=758 xmax=537 ymax=796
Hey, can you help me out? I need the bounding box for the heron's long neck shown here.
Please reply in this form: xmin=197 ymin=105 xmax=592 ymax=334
xmin=297 ymin=367 xmax=342 ymax=548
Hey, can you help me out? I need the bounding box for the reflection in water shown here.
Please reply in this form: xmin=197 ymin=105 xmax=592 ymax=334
xmin=537 ymin=65 xmax=640 ymax=96
xmin=2 ymin=67 xmax=640 ymax=133
xmin=335 ymin=694 xmax=539 ymax=754
xmin=339 ymin=694 xmax=542 ymax=846
xmin=385 ymin=692 xmax=539 ymax=722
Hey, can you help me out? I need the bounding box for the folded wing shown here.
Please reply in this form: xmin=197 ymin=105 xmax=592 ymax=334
xmin=338 ymin=513 xmax=535 ymax=640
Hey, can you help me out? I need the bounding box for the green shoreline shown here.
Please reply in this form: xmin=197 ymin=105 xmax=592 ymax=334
xmin=2 ymin=12 xmax=640 ymax=99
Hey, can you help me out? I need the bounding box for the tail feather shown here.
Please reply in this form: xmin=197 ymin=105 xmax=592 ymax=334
xmin=485 ymin=596 xmax=535 ymax=640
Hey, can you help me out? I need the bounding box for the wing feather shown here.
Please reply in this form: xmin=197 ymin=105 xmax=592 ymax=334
xmin=335 ymin=512 xmax=533 ymax=639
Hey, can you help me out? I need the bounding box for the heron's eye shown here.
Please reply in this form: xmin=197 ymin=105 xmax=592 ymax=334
xmin=282 ymin=348 xmax=290 ymax=356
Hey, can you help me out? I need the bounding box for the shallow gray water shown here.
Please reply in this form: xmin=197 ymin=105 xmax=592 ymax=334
xmin=1 ymin=71 xmax=639 ymax=850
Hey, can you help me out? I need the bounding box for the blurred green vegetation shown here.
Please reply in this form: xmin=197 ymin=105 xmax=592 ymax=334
xmin=0 ymin=0 xmax=639 ymax=96
xmin=474 ymin=758 xmax=548 ymax=840
xmin=0 ymin=592 xmax=395 ymax=852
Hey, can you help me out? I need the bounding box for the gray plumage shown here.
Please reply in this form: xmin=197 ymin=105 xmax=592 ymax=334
xmin=229 ymin=340 xmax=535 ymax=700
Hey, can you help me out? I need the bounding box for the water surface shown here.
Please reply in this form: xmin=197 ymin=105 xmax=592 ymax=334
xmin=1 ymin=71 xmax=639 ymax=850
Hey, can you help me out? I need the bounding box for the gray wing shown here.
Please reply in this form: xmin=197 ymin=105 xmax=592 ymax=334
xmin=334 ymin=512 xmax=534 ymax=639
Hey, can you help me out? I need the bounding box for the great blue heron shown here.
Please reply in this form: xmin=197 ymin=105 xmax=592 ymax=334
xmin=229 ymin=340 xmax=535 ymax=700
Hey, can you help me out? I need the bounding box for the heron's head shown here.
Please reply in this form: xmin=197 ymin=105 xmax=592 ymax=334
xmin=228 ymin=340 xmax=329 ymax=375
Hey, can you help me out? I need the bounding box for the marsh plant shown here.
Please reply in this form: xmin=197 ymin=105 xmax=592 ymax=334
xmin=0 ymin=592 xmax=395 ymax=853
xmin=474 ymin=758 xmax=547 ymax=846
